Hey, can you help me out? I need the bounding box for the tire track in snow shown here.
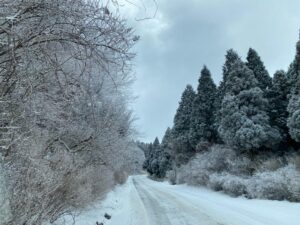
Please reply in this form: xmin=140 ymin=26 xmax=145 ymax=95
xmin=133 ymin=178 xmax=173 ymax=225
xmin=133 ymin=177 xmax=224 ymax=225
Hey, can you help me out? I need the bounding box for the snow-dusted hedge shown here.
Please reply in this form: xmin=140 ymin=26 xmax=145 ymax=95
xmin=173 ymin=145 xmax=300 ymax=202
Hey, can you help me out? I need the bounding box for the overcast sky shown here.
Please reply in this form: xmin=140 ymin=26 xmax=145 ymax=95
xmin=123 ymin=0 xmax=300 ymax=142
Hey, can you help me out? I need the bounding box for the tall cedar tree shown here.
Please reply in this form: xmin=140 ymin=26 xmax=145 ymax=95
xmin=287 ymin=60 xmax=297 ymax=94
xmin=172 ymin=85 xmax=196 ymax=164
xmin=158 ymin=127 xmax=173 ymax=177
xmin=189 ymin=66 xmax=217 ymax=149
xmin=219 ymin=58 xmax=281 ymax=151
xmin=288 ymin=38 xmax=300 ymax=142
xmin=246 ymin=48 xmax=272 ymax=90
xmin=267 ymin=71 xmax=290 ymax=142
xmin=142 ymin=143 xmax=153 ymax=170
xmin=214 ymin=49 xmax=240 ymax=142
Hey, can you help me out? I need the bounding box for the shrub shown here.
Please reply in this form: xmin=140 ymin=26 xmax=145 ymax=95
xmin=166 ymin=170 xmax=177 ymax=185
xmin=209 ymin=173 xmax=248 ymax=197
xmin=114 ymin=169 xmax=128 ymax=185
xmin=172 ymin=144 xmax=300 ymax=202
xmin=247 ymin=165 xmax=300 ymax=201
xmin=257 ymin=157 xmax=285 ymax=172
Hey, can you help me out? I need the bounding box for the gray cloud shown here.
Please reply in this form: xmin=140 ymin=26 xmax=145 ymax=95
xmin=128 ymin=0 xmax=300 ymax=142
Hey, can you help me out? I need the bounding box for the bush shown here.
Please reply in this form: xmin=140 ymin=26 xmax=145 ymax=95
xmin=175 ymin=145 xmax=252 ymax=184
xmin=114 ymin=169 xmax=128 ymax=185
xmin=247 ymin=165 xmax=300 ymax=201
xmin=256 ymin=157 xmax=285 ymax=172
xmin=166 ymin=170 xmax=177 ymax=185
xmin=209 ymin=173 xmax=247 ymax=197
xmin=172 ymin=144 xmax=300 ymax=202
xmin=286 ymin=152 xmax=300 ymax=170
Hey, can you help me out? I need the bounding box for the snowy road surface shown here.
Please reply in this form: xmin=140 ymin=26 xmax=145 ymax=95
xmin=57 ymin=175 xmax=300 ymax=225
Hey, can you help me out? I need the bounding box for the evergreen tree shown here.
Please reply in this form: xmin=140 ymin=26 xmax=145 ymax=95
xmin=287 ymin=60 xmax=297 ymax=93
xmin=218 ymin=59 xmax=281 ymax=151
xmin=157 ymin=127 xmax=173 ymax=177
xmin=214 ymin=49 xmax=240 ymax=142
xmin=172 ymin=85 xmax=196 ymax=164
xmin=218 ymin=49 xmax=241 ymax=98
xmin=142 ymin=143 xmax=153 ymax=170
xmin=172 ymin=85 xmax=196 ymax=140
xmin=143 ymin=136 xmax=172 ymax=178
xmin=223 ymin=49 xmax=241 ymax=83
xmin=189 ymin=66 xmax=217 ymax=149
xmin=161 ymin=127 xmax=173 ymax=150
xmin=152 ymin=137 xmax=160 ymax=148
xmin=146 ymin=138 xmax=160 ymax=176
xmin=287 ymin=38 xmax=300 ymax=142
xmin=246 ymin=48 xmax=272 ymax=90
xmin=287 ymin=95 xmax=300 ymax=142
xmin=267 ymin=70 xmax=290 ymax=142
xmin=223 ymin=58 xmax=257 ymax=95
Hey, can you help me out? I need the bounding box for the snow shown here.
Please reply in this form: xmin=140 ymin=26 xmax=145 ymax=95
xmin=53 ymin=175 xmax=300 ymax=225
xmin=52 ymin=176 xmax=149 ymax=225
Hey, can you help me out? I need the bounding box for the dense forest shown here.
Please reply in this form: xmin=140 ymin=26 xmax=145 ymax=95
xmin=0 ymin=1 xmax=144 ymax=224
xmin=142 ymin=36 xmax=300 ymax=202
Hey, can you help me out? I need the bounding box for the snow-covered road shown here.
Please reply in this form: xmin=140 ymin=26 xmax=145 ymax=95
xmin=131 ymin=175 xmax=300 ymax=225
xmin=57 ymin=175 xmax=300 ymax=225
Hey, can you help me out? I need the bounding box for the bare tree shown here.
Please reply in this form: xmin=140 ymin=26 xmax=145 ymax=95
xmin=0 ymin=0 xmax=140 ymax=224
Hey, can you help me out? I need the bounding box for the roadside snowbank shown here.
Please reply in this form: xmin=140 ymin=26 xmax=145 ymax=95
xmin=51 ymin=176 xmax=148 ymax=225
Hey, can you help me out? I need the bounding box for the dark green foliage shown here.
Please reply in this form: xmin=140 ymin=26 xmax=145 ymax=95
xmin=267 ymin=70 xmax=290 ymax=142
xmin=189 ymin=66 xmax=217 ymax=148
xmin=223 ymin=49 xmax=241 ymax=83
xmin=288 ymin=95 xmax=300 ymax=142
xmin=143 ymin=133 xmax=172 ymax=178
xmin=287 ymin=39 xmax=300 ymax=142
xmin=142 ymin=143 xmax=153 ymax=170
xmin=214 ymin=49 xmax=241 ymax=142
xmin=172 ymin=85 xmax=196 ymax=162
xmin=218 ymin=58 xmax=281 ymax=151
xmin=223 ymin=58 xmax=258 ymax=95
xmin=173 ymin=85 xmax=196 ymax=139
xmin=246 ymin=48 xmax=272 ymax=90
xmin=287 ymin=60 xmax=297 ymax=93
xmin=217 ymin=49 xmax=241 ymax=100
xmin=294 ymin=41 xmax=300 ymax=92
xmin=145 ymin=138 xmax=160 ymax=176
xmin=287 ymin=40 xmax=300 ymax=95
xmin=158 ymin=128 xmax=173 ymax=177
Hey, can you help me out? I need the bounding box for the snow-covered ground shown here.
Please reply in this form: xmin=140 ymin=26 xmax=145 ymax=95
xmin=55 ymin=175 xmax=300 ymax=225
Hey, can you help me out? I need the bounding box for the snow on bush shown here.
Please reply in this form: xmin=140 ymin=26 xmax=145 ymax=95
xmin=176 ymin=145 xmax=252 ymax=184
xmin=166 ymin=170 xmax=177 ymax=185
xmin=247 ymin=165 xmax=300 ymax=201
xmin=0 ymin=0 xmax=141 ymax=224
xmin=174 ymin=145 xmax=300 ymax=201
xmin=209 ymin=173 xmax=247 ymax=197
